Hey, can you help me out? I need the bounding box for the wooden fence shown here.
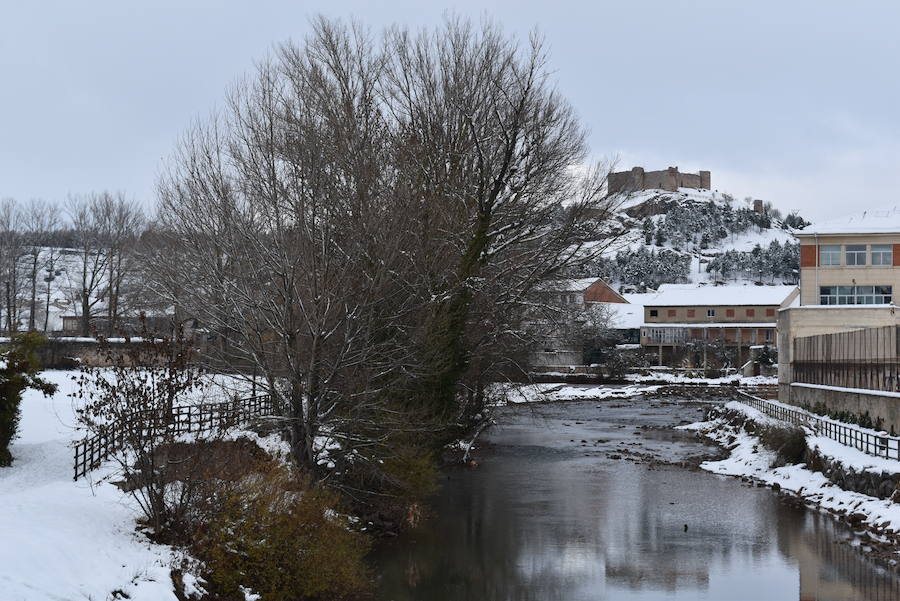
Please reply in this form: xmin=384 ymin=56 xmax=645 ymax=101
xmin=737 ymin=390 xmax=900 ymax=460
xmin=73 ymin=394 xmax=281 ymax=480
xmin=792 ymin=325 xmax=900 ymax=392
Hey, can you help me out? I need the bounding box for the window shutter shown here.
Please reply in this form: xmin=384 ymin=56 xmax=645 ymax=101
xmin=800 ymin=244 xmax=817 ymax=267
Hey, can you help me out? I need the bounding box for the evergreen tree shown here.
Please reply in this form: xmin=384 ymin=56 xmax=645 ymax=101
xmin=0 ymin=332 xmax=57 ymax=466
xmin=654 ymin=227 xmax=666 ymax=246
xmin=642 ymin=218 xmax=654 ymax=245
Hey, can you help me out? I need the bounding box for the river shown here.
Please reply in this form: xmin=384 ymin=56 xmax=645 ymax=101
xmin=374 ymin=394 xmax=900 ymax=601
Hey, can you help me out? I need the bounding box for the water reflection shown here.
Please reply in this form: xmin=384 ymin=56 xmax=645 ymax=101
xmin=374 ymin=398 xmax=900 ymax=601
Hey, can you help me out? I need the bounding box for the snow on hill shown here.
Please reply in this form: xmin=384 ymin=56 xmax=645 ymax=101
xmin=582 ymin=187 xmax=801 ymax=291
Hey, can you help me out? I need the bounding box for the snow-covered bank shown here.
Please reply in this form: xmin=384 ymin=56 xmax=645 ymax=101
xmin=494 ymin=382 xmax=658 ymax=404
xmin=682 ymin=401 xmax=900 ymax=551
xmin=626 ymin=371 xmax=777 ymax=386
xmin=0 ymin=371 xmax=181 ymax=601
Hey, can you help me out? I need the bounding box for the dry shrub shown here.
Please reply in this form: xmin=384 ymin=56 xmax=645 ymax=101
xmin=192 ymin=462 xmax=371 ymax=601
xmin=338 ymin=437 xmax=439 ymax=533
xmin=758 ymin=424 xmax=807 ymax=467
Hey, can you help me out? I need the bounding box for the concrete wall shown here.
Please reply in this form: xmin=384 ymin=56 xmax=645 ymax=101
xmin=777 ymin=305 xmax=900 ymax=376
xmin=778 ymin=306 xmax=900 ymax=430
xmin=529 ymin=349 xmax=583 ymax=368
xmin=0 ymin=338 xmax=148 ymax=369
xmin=785 ymin=384 xmax=900 ymax=434
xmin=607 ymin=166 xmax=711 ymax=195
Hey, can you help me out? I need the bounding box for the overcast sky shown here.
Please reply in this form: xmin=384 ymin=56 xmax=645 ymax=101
xmin=2 ymin=1 xmax=898 ymax=221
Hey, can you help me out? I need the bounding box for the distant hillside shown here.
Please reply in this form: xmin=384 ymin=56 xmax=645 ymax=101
xmin=576 ymin=188 xmax=806 ymax=292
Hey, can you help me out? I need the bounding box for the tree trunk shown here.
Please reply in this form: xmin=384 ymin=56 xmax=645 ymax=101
xmin=81 ymin=295 xmax=91 ymax=337
xmin=5 ymin=281 xmax=13 ymax=334
xmin=28 ymin=254 xmax=37 ymax=331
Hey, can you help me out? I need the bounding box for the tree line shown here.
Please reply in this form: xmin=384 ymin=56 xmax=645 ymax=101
xmin=706 ymin=240 xmax=799 ymax=283
xmin=642 ymin=199 xmax=791 ymax=251
xmin=0 ymin=192 xmax=149 ymax=337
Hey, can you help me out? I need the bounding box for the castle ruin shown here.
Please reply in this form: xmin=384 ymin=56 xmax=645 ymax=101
xmin=607 ymin=166 xmax=711 ymax=196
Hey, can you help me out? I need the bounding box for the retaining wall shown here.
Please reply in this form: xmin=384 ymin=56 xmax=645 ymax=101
xmin=784 ymin=384 xmax=900 ymax=435
xmin=809 ymin=449 xmax=899 ymax=500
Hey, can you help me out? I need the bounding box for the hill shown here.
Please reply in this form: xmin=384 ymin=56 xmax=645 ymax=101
xmin=577 ymin=188 xmax=805 ymax=292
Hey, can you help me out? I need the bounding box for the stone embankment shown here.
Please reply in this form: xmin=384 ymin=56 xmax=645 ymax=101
xmin=810 ymin=452 xmax=900 ymax=501
xmin=695 ymin=405 xmax=900 ymax=557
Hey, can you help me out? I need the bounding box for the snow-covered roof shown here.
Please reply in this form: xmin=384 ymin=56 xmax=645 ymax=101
xmin=644 ymin=284 xmax=797 ymax=307
xmin=606 ymin=302 xmax=643 ymax=329
xmin=540 ymin=277 xmax=604 ymax=292
xmin=801 ymin=205 xmax=900 ymax=235
xmin=601 ymin=292 xmax=658 ymax=329
xmin=642 ymin=322 xmax=777 ymax=328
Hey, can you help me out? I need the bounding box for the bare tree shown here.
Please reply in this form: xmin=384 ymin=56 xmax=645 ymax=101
xmin=0 ymin=199 xmax=25 ymax=334
xmin=95 ymin=193 xmax=145 ymax=335
xmin=150 ymin=17 xmax=617 ymax=481
xmin=21 ymin=199 xmax=60 ymax=331
xmin=64 ymin=193 xmax=111 ymax=336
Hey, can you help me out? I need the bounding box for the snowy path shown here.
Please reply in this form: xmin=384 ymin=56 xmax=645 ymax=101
xmin=0 ymin=371 xmax=178 ymax=601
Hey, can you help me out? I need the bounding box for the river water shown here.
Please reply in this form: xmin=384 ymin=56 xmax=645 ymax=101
xmin=374 ymin=395 xmax=900 ymax=601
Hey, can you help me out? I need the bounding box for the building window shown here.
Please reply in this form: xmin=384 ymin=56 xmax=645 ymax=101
xmin=845 ymin=244 xmax=867 ymax=266
xmin=746 ymin=308 xmax=755 ymax=317
xmin=687 ymin=309 xmax=695 ymax=317
xmin=707 ymin=309 xmax=716 ymax=317
xmin=820 ymin=245 xmax=841 ymax=266
xmin=766 ymin=308 xmax=775 ymax=317
xmin=872 ymin=244 xmax=893 ymax=266
xmin=650 ymin=309 xmax=658 ymax=317
xmin=765 ymin=329 xmax=772 ymax=343
xmin=667 ymin=309 xmax=676 ymax=317
xmin=819 ymin=285 xmax=893 ymax=305
xmin=725 ymin=309 xmax=734 ymax=317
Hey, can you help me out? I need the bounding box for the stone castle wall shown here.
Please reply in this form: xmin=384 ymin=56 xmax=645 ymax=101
xmin=608 ymin=166 xmax=711 ymax=195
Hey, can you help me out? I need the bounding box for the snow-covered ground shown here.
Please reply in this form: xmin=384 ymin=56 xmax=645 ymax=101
xmin=0 ymin=371 xmax=183 ymax=601
xmin=625 ymin=371 xmax=777 ymax=386
xmin=494 ymin=382 xmax=658 ymax=404
xmin=682 ymin=401 xmax=900 ymax=546
xmin=495 ymin=374 xmax=777 ymax=405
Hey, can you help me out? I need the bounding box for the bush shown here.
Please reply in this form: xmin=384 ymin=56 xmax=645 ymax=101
xmin=758 ymin=424 xmax=807 ymax=467
xmin=337 ymin=436 xmax=439 ymax=533
xmin=195 ymin=463 xmax=371 ymax=601
xmin=0 ymin=333 xmax=57 ymax=466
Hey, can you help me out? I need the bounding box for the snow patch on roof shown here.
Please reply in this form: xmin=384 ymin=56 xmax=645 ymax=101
xmin=802 ymin=204 xmax=900 ymax=235
xmin=605 ymin=302 xmax=644 ymax=329
xmin=540 ymin=277 xmax=604 ymax=292
xmin=645 ymin=283 xmax=797 ymax=307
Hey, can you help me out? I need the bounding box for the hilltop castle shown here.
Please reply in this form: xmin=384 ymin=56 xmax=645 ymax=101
xmin=607 ymin=166 xmax=711 ymax=196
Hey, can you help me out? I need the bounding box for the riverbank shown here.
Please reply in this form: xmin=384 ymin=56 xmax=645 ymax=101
xmin=375 ymin=394 xmax=900 ymax=600
xmin=683 ymin=401 xmax=900 ymax=560
xmin=492 ymin=373 xmax=777 ymax=405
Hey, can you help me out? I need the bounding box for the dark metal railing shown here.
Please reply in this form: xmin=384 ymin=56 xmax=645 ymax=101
xmin=736 ymin=390 xmax=900 ymax=460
